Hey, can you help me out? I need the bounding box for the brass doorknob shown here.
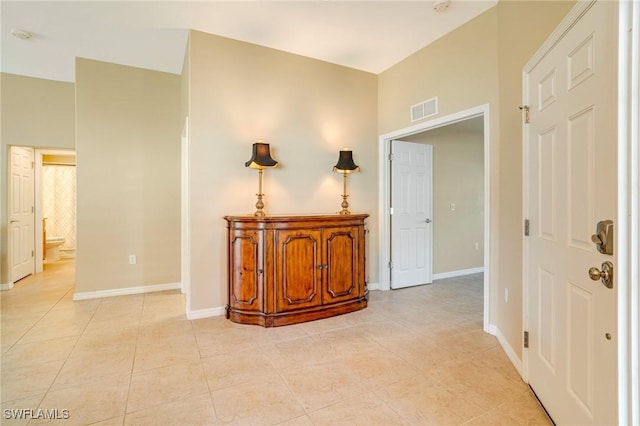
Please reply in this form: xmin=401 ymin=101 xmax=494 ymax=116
xmin=588 ymin=261 xmax=614 ymax=289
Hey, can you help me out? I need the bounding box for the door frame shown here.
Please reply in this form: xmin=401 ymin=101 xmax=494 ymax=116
xmin=522 ymin=0 xmax=638 ymax=421
xmin=618 ymin=2 xmax=640 ymax=424
xmin=181 ymin=117 xmax=191 ymax=301
xmin=618 ymin=1 xmax=640 ymax=422
xmin=378 ymin=104 xmax=491 ymax=332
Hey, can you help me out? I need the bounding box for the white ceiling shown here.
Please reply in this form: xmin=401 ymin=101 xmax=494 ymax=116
xmin=1 ymin=1 xmax=497 ymax=83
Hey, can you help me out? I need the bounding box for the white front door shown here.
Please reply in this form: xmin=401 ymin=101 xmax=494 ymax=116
xmin=524 ymin=1 xmax=617 ymax=425
xmin=10 ymin=146 xmax=35 ymax=282
xmin=391 ymin=140 xmax=433 ymax=289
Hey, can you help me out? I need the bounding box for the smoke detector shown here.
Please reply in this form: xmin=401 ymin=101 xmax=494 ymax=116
xmin=433 ymin=0 xmax=451 ymax=12
xmin=11 ymin=29 xmax=32 ymax=40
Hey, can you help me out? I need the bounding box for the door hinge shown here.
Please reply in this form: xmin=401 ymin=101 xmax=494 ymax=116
xmin=388 ymin=261 xmax=393 ymax=269
xmin=524 ymin=219 xmax=530 ymax=236
xmin=519 ymin=105 xmax=530 ymax=124
xmin=32 ymin=161 xmax=35 ymax=169
xmin=31 ymin=250 xmax=34 ymax=258
xmin=389 ymin=207 xmax=394 ymax=215
xmin=524 ymin=331 xmax=529 ymax=348
xmin=388 ymin=153 xmax=394 ymax=161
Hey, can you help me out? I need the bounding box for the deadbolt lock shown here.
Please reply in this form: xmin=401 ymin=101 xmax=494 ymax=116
xmin=591 ymin=220 xmax=614 ymax=255
xmin=588 ymin=261 xmax=614 ymax=289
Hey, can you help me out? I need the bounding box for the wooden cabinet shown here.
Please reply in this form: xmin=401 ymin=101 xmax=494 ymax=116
xmin=224 ymin=214 xmax=368 ymax=327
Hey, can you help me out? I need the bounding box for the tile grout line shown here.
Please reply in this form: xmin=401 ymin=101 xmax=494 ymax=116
xmin=120 ymin=292 xmax=147 ymax=424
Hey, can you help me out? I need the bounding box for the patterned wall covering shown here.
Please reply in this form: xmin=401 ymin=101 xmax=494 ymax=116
xmin=42 ymin=165 xmax=76 ymax=252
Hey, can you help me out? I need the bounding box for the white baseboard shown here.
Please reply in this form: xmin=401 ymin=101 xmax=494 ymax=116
xmin=492 ymin=326 xmax=525 ymax=380
xmin=366 ymin=281 xmax=381 ymax=291
xmin=0 ymin=282 xmax=15 ymax=291
xmin=186 ymin=306 xmax=226 ymax=320
xmin=73 ymin=282 xmax=181 ymax=301
xmin=433 ymin=266 xmax=485 ymax=281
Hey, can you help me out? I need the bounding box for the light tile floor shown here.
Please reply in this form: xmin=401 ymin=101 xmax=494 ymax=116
xmin=1 ymin=260 xmax=551 ymax=425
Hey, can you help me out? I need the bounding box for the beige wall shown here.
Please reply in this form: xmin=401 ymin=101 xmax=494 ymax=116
xmin=0 ymin=73 xmax=75 ymax=285
xmin=186 ymin=31 xmax=378 ymax=313
xmin=495 ymin=0 xmax=576 ymax=360
xmin=75 ymin=58 xmax=181 ymax=294
xmin=378 ymin=2 xmax=573 ymax=359
xmin=404 ymin=118 xmax=484 ymax=275
xmin=378 ymin=9 xmax=500 ymax=135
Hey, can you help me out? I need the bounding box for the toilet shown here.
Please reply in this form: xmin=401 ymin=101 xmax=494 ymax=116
xmin=45 ymin=237 xmax=66 ymax=262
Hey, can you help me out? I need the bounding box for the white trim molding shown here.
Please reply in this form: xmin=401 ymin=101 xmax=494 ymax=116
xmin=181 ymin=116 xmax=191 ymax=299
xmin=492 ymin=326 xmax=525 ymax=379
xmin=618 ymin=0 xmax=640 ymax=423
xmin=366 ymin=281 xmax=381 ymax=291
xmin=186 ymin=306 xmax=226 ymax=320
xmin=432 ymin=267 xmax=485 ymax=281
xmin=0 ymin=282 xmax=15 ymax=291
xmin=73 ymin=282 xmax=181 ymax=301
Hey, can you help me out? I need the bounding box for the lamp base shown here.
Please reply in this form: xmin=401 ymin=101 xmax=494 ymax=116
xmin=254 ymin=193 xmax=266 ymax=217
xmin=339 ymin=195 xmax=350 ymax=215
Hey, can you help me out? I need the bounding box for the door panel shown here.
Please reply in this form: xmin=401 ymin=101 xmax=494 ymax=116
xmin=228 ymin=230 xmax=263 ymax=312
xmin=525 ymin=2 xmax=617 ymax=424
xmin=568 ymin=107 xmax=596 ymax=251
xmin=10 ymin=146 xmax=35 ymax=282
xmin=324 ymin=226 xmax=358 ymax=303
xmin=391 ymin=140 xmax=432 ymax=289
xmin=537 ymin=268 xmax=556 ymax=371
xmin=275 ymin=230 xmax=322 ymax=311
xmin=567 ymin=282 xmax=594 ymax=412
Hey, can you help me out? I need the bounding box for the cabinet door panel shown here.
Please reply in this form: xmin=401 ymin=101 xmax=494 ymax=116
xmin=276 ymin=230 xmax=322 ymax=311
xmin=229 ymin=230 xmax=263 ymax=312
xmin=324 ymin=226 xmax=360 ymax=303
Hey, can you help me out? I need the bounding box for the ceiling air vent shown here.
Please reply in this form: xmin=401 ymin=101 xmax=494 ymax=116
xmin=411 ymin=97 xmax=438 ymax=122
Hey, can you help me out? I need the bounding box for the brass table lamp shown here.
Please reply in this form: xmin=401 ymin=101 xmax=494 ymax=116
xmin=245 ymin=141 xmax=278 ymax=217
xmin=333 ymin=149 xmax=360 ymax=215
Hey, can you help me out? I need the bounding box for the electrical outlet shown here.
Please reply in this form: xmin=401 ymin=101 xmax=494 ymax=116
xmin=475 ymin=242 xmax=479 ymax=251
xmin=129 ymin=255 xmax=137 ymax=265
xmin=450 ymin=203 xmax=456 ymax=211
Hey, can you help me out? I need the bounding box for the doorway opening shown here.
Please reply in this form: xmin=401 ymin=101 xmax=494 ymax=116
xmin=35 ymin=148 xmax=77 ymax=275
xmin=378 ymin=104 xmax=491 ymax=332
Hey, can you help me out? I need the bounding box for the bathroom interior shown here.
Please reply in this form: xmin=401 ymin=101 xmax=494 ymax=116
xmin=41 ymin=152 xmax=76 ymax=266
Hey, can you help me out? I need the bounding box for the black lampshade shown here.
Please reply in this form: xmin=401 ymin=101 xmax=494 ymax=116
xmin=245 ymin=142 xmax=278 ymax=169
xmin=333 ymin=150 xmax=360 ymax=173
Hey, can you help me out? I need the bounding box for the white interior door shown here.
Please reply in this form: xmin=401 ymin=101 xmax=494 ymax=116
xmin=10 ymin=146 xmax=35 ymax=282
xmin=524 ymin=1 xmax=617 ymax=425
xmin=391 ymin=140 xmax=432 ymax=289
